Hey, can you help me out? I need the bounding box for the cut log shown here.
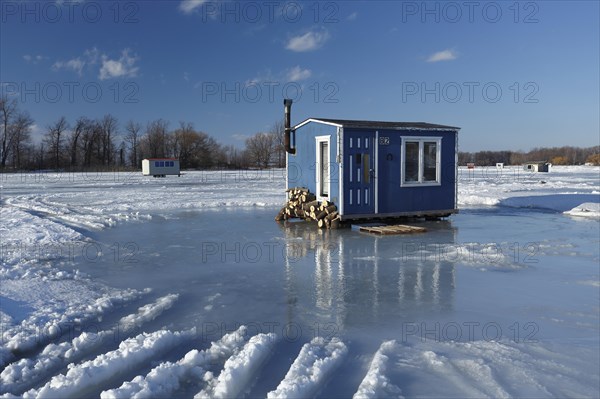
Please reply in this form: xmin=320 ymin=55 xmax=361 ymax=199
xmin=324 ymin=205 xmax=337 ymax=214
xmin=275 ymin=208 xmax=286 ymax=221
xmin=326 ymin=211 xmax=338 ymax=220
xmin=303 ymin=200 xmax=319 ymax=211
xmin=330 ymin=217 xmax=340 ymax=229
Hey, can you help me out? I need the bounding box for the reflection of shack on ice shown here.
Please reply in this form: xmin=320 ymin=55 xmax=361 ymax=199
xmin=523 ymin=162 xmax=551 ymax=173
xmin=276 ymin=99 xmax=461 ymax=228
xmin=278 ymin=220 xmax=457 ymax=328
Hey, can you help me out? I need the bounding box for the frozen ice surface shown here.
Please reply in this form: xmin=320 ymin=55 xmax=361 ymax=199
xmin=1 ymin=167 xmax=599 ymax=397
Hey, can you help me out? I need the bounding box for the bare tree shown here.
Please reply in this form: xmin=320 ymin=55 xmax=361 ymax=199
xmin=144 ymin=119 xmax=169 ymax=158
xmin=270 ymin=119 xmax=285 ymax=168
xmin=68 ymin=117 xmax=90 ymax=168
xmin=10 ymin=112 xmax=33 ymax=169
xmin=100 ymin=114 xmax=118 ymax=166
xmin=0 ymin=95 xmax=18 ymax=168
xmin=124 ymin=120 xmax=142 ymax=167
xmin=44 ymin=116 xmax=69 ymax=170
xmin=245 ymin=132 xmax=274 ymax=168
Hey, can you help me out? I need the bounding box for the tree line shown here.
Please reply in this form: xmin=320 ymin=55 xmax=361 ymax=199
xmin=2 ymin=96 xmax=599 ymax=171
xmin=0 ymin=96 xmax=287 ymax=171
xmin=458 ymin=147 xmax=600 ymax=166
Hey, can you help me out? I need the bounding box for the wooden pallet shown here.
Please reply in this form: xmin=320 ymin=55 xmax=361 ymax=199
xmin=359 ymin=224 xmax=427 ymax=235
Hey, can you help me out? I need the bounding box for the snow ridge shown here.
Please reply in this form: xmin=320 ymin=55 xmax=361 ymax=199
xmin=0 ymin=294 xmax=178 ymax=394
xmin=100 ymin=326 xmax=247 ymax=399
xmin=353 ymin=340 xmax=402 ymax=399
xmin=196 ymin=332 xmax=277 ymax=399
xmin=267 ymin=337 xmax=348 ymax=399
xmin=22 ymin=328 xmax=194 ymax=399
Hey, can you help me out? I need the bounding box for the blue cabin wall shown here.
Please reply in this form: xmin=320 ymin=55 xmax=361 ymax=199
xmin=287 ymin=120 xmax=458 ymax=219
xmin=373 ymin=129 xmax=456 ymax=215
xmin=287 ymin=122 xmax=340 ymax=205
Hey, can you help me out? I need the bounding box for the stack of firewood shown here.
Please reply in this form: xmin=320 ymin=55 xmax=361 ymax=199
xmin=275 ymin=187 xmax=341 ymax=229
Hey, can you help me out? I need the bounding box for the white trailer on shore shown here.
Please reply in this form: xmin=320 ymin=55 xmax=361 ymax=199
xmin=142 ymin=158 xmax=181 ymax=177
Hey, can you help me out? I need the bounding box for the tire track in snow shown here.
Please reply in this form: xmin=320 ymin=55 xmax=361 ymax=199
xmin=0 ymin=294 xmax=178 ymax=395
xmin=100 ymin=326 xmax=247 ymax=399
xmin=353 ymin=340 xmax=402 ymax=399
xmin=195 ymin=332 xmax=278 ymax=399
xmin=266 ymin=337 xmax=348 ymax=399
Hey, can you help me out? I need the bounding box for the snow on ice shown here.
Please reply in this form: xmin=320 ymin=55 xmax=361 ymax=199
xmin=0 ymin=166 xmax=598 ymax=397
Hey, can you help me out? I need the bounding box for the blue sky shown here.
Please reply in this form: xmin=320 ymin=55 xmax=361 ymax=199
xmin=1 ymin=0 xmax=598 ymax=151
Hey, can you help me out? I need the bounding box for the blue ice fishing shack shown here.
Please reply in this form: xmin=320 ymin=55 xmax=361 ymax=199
xmin=283 ymin=99 xmax=460 ymax=221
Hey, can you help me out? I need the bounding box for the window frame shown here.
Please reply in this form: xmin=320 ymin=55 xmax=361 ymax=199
xmin=400 ymin=136 xmax=442 ymax=187
xmin=315 ymin=135 xmax=331 ymax=200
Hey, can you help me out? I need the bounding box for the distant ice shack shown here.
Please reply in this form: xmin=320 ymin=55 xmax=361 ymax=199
xmin=283 ymin=99 xmax=460 ymax=221
xmin=142 ymin=158 xmax=181 ymax=177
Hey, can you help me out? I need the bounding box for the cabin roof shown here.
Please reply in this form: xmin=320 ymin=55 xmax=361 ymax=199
xmin=294 ymin=118 xmax=460 ymax=131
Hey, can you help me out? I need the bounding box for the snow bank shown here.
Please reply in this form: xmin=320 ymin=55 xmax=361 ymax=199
xmin=1 ymin=294 xmax=178 ymax=394
xmin=394 ymin=339 xmax=599 ymax=398
xmin=0 ymin=206 xmax=146 ymax=369
xmin=267 ymin=337 xmax=348 ymax=399
xmin=458 ymin=165 xmax=600 ymax=209
xmin=3 ymin=170 xmax=285 ymax=231
xmin=1 ymin=285 xmax=142 ymax=365
xmin=196 ymin=332 xmax=277 ymax=399
xmin=23 ymin=329 xmax=195 ymax=399
xmin=499 ymin=194 xmax=600 ymax=212
xmin=101 ymin=326 xmax=247 ymax=399
xmin=564 ymin=202 xmax=600 ymax=218
xmin=353 ymin=341 xmax=402 ymax=399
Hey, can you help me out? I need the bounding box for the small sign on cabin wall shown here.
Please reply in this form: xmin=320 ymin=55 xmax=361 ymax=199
xmin=379 ymin=136 xmax=390 ymax=145
xmin=467 ymin=163 xmax=475 ymax=169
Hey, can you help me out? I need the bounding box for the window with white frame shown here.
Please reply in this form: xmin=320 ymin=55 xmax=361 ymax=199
xmin=401 ymin=137 xmax=442 ymax=186
xmin=315 ymin=136 xmax=330 ymax=198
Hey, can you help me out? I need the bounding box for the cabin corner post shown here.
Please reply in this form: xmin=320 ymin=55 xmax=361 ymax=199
xmin=338 ymin=126 xmax=344 ymax=217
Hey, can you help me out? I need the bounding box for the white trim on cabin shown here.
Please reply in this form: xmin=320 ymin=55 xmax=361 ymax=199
xmin=375 ymin=130 xmax=379 ymax=214
xmin=337 ymin=127 xmax=344 ymax=216
xmin=454 ymin=131 xmax=458 ymax=210
xmin=315 ymin=135 xmax=331 ymax=201
xmin=293 ymin=118 xmax=344 ymax=130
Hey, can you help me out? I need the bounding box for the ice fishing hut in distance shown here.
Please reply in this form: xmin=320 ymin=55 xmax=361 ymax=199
xmin=142 ymin=158 xmax=181 ymax=177
xmin=523 ymin=162 xmax=551 ymax=173
xmin=283 ymin=99 xmax=460 ymax=221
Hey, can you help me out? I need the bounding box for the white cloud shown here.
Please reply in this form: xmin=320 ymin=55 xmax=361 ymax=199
xmin=246 ymin=66 xmax=312 ymax=86
xmin=52 ymin=58 xmax=85 ymax=75
xmin=232 ymin=133 xmax=248 ymax=141
xmin=99 ymin=49 xmax=139 ymax=80
xmin=427 ymin=49 xmax=458 ymax=63
xmin=347 ymin=12 xmax=358 ymax=21
xmin=23 ymin=55 xmax=45 ymax=64
xmin=52 ymin=47 xmax=99 ymax=76
xmin=286 ymin=66 xmax=312 ymax=81
xmin=179 ymin=0 xmax=207 ymax=14
xmin=285 ymin=29 xmax=330 ymax=52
